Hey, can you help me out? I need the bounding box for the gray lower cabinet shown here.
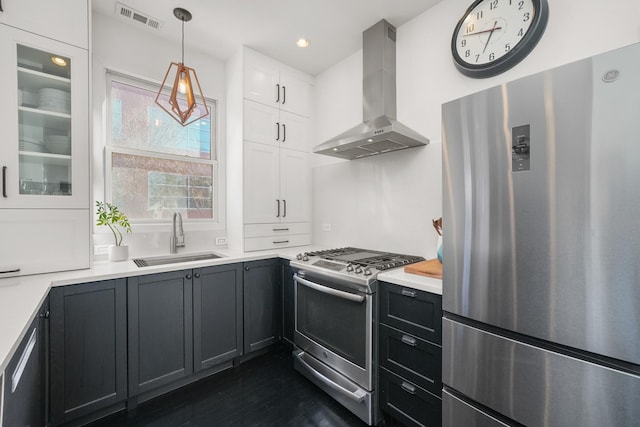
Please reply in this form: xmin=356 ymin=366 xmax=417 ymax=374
xmin=50 ymin=280 xmax=127 ymax=426
xmin=128 ymin=270 xmax=193 ymax=396
xmin=281 ymin=260 xmax=295 ymax=346
xmin=3 ymin=299 xmax=48 ymax=427
xmin=243 ymin=258 xmax=282 ymax=354
xmin=193 ymin=264 xmax=243 ymax=371
xmin=378 ymin=281 xmax=443 ymax=427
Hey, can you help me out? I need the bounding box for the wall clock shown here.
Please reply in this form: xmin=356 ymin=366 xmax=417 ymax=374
xmin=451 ymin=0 xmax=549 ymax=78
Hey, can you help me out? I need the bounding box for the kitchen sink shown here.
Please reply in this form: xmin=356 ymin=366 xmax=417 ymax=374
xmin=133 ymin=252 xmax=223 ymax=267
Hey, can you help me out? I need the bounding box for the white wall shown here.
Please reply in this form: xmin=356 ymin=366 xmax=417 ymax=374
xmin=312 ymin=0 xmax=640 ymax=259
xmin=91 ymin=13 xmax=227 ymax=257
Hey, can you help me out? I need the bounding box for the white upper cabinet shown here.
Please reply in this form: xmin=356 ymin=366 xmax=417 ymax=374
xmin=236 ymin=47 xmax=314 ymax=251
xmin=244 ymin=51 xmax=311 ymax=117
xmin=0 ymin=25 xmax=89 ymax=210
xmin=279 ymin=110 xmax=311 ymax=152
xmin=244 ymin=100 xmax=311 ymax=152
xmin=243 ymin=141 xmax=310 ymax=225
xmin=279 ymin=149 xmax=310 ymax=224
xmin=243 ymin=142 xmax=280 ymax=224
xmin=278 ymin=70 xmax=311 ymax=117
xmin=244 ymin=60 xmax=280 ymax=110
xmin=0 ymin=0 xmax=89 ymax=49
xmin=243 ymin=100 xmax=279 ymax=147
xmin=0 ymin=4 xmax=89 ymax=276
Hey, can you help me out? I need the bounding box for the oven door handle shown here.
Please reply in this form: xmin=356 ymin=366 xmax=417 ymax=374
xmin=294 ymin=350 xmax=367 ymax=403
xmin=294 ymin=274 xmax=365 ymax=303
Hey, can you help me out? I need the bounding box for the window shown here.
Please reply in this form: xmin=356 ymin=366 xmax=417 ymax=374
xmin=107 ymin=73 xmax=219 ymax=223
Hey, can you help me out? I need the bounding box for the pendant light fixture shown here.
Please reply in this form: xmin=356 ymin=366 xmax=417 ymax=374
xmin=155 ymin=7 xmax=209 ymax=126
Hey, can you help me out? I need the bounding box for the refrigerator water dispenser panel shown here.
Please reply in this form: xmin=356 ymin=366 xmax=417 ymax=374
xmin=512 ymin=125 xmax=530 ymax=172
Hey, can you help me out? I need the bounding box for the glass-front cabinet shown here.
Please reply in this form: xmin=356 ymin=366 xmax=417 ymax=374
xmin=0 ymin=25 xmax=88 ymax=209
xmin=0 ymin=24 xmax=89 ymax=277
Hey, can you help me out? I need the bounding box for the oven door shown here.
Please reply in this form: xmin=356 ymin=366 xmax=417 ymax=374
xmin=294 ymin=272 xmax=373 ymax=391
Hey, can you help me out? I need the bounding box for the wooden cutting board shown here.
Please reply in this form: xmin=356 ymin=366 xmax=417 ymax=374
xmin=404 ymin=259 xmax=442 ymax=279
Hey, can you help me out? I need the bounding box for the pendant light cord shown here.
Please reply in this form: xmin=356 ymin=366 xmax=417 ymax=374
xmin=181 ymin=18 xmax=185 ymax=64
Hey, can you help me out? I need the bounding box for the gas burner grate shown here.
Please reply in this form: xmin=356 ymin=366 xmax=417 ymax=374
xmin=353 ymin=254 xmax=425 ymax=271
xmin=306 ymin=247 xmax=424 ymax=271
xmin=306 ymin=247 xmax=372 ymax=257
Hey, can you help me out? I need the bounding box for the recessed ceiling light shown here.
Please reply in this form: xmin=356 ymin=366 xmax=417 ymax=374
xmin=51 ymin=56 xmax=68 ymax=67
xmin=296 ymin=38 xmax=310 ymax=48
xmin=367 ymin=138 xmax=374 ymax=142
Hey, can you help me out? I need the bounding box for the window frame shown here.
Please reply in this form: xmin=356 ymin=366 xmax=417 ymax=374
xmin=104 ymin=70 xmax=225 ymax=231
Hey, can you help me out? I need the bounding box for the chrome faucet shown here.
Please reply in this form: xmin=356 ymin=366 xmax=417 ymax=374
xmin=170 ymin=212 xmax=185 ymax=254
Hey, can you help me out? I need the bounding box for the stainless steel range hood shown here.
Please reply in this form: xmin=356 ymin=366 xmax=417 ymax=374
xmin=314 ymin=19 xmax=429 ymax=160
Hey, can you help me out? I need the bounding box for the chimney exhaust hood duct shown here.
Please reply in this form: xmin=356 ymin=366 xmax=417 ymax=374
xmin=314 ymin=19 xmax=429 ymax=160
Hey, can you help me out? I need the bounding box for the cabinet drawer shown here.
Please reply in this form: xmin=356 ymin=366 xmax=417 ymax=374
xmin=244 ymin=222 xmax=310 ymax=238
xmin=379 ymin=281 xmax=442 ymax=344
xmin=379 ymin=367 xmax=442 ymax=427
xmin=379 ymin=324 xmax=441 ymax=396
xmin=244 ymin=233 xmax=310 ymax=252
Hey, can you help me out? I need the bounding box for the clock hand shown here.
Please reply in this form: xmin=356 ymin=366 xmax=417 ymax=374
xmin=482 ymin=21 xmax=499 ymax=54
xmin=463 ymin=25 xmax=503 ymax=37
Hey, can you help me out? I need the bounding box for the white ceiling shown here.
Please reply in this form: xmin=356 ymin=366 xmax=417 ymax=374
xmin=92 ymin=0 xmax=443 ymax=76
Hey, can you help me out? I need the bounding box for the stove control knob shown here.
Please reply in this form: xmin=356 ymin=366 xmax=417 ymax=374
xmin=355 ymin=266 xmax=363 ymax=274
xmin=346 ymin=264 xmax=354 ymax=272
xmin=363 ymin=268 xmax=372 ymax=276
xmin=302 ymin=255 xmax=309 ymax=262
xmin=296 ymin=253 xmax=303 ymax=260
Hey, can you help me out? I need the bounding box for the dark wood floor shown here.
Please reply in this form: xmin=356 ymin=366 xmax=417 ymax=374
xmin=89 ymin=345 xmax=369 ymax=427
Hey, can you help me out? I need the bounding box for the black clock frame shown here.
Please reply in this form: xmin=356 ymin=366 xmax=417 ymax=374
xmin=451 ymin=0 xmax=549 ymax=78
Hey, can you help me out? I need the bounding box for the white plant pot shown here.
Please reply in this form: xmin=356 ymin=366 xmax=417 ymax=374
xmin=108 ymin=245 xmax=129 ymax=262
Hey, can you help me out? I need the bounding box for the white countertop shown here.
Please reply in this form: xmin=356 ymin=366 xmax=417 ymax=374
xmin=0 ymin=246 xmax=313 ymax=375
xmin=0 ymin=245 xmax=440 ymax=375
xmin=377 ymin=268 xmax=443 ymax=295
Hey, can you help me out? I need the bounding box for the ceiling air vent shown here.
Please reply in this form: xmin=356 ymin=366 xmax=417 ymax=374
xmin=115 ymin=2 xmax=162 ymax=30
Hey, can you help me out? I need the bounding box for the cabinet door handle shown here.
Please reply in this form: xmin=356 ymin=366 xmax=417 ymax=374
xmin=0 ymin=1 xmax=3 ymax=12
xmin=186 ymin=274 xmax=192 ymax=280
xmin=401 ymin=381 xmax=417 ymax=395
xmin=276 ymin=122 xmax=280 ymax=141
xmin=283 ymin=199 xmax=287 ymax=218
xmin=282 ymin=85 xmax=286 ymax=104
xmin=401 ymin=335 xmax=417 ymax=347
xmin=272 ymin=228 xmax=289 ymax=231
xmin=276 ymin=199 xmax=280 ymax=217
xmin=282 ymin=123 xmax=286 ymax=142
xmin=276 ymin=83 xmax=280 ymax=103
xmin=245 ymin=266 xmax=250 ymax=271
xmin=0 ymin=267 xmax=20 ymax=277
xmin=401 ymin=289 xmax=416 ymax=298
xmin=194 ymin=273 xmax=201 ymax=279
xmin=273 ymin=240 xmax=289 ymax=244
xmin=2 ymin=166 xmax=7 ymax=198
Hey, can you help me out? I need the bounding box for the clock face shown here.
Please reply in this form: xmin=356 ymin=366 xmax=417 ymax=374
xmin=452 ymin=0 xmax=548 ymax=78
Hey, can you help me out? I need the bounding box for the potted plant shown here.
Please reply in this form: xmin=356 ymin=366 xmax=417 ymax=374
xmin=96 ymin=201 xmax=132 ymax=262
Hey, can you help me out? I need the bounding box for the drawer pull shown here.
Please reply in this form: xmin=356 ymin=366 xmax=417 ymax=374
xmin=273 ymin=240 xmax=289 ymax=244
xmin=273 ymin=228 xmax=289 ymax=231
xmin=401 ymin=335 xmax=417 ymax=347
xmin=401 ymin=288 xmax=417 ymax=298
xmin=401 ymin=381 xmax=416 ymax=395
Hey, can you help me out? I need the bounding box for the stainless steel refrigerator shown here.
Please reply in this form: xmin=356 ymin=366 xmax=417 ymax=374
xmin=442 ymin=42 xmax=640 ymax=426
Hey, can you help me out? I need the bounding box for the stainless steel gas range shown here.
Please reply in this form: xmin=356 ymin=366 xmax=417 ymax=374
xmin=290 ymin=247 xmax=424 ymax=426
